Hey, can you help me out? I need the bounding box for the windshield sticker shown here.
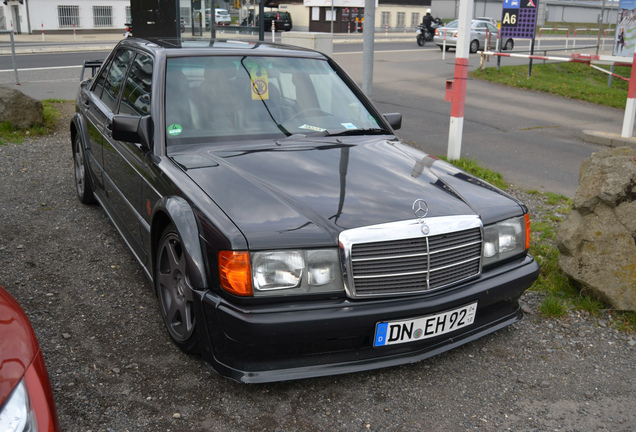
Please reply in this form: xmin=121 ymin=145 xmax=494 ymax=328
xmin=250 ymin=67 xmax=269 ymax=101
xmin=341 ymin=123 xmax=358 ymax=130
xmin=167 ymin=124 xmax=183 ymax=136
xmin=299 ymin=124 xmax=326 ymax=132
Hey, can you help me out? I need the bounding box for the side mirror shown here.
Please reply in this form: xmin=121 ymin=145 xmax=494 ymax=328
xmin=112 ymin=115 xmax=153 ymax=150
xmin=383 ymin=113 xmax=402 ymax=131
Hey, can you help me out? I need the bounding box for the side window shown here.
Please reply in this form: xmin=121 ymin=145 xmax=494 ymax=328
xmin=119 ymin=53 xmax=153 ymax=116
xmin=92 ymin=57 xmax=113 ymax=100
xmin=100 ymin=49 xmax=134 ymax=112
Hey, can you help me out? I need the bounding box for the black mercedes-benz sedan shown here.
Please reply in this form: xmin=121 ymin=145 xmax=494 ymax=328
xmin=71 ymin=37 xmax=539 ymax=383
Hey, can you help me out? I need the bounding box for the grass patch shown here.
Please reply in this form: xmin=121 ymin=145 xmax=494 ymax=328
xmin=470 ymin=62 xmax=629 ymax=109
xmin=440 ymin=156 xmax=507 ymax=190
xmin=539 ymin=295 xmax=569 ymax=318
xmin=0 ymin=99 xmax=63 ymax=145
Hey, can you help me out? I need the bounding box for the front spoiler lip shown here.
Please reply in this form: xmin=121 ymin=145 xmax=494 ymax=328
xmin=200 ymin=255 xmax=540 ymax=383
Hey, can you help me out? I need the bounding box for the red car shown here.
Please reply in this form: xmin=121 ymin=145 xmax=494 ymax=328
xmin=0 ymin=285 xmax=60 ymax=431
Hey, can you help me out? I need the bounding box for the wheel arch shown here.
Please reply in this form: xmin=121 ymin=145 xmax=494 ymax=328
xmin=151 ymin=197 xmax=208 ymax=290
xmin=70 ymin=113 xmax=89 ymax=155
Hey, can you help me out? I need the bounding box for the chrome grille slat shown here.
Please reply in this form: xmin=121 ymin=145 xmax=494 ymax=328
xmin=340 ymin=217 xmax=483 ymax=298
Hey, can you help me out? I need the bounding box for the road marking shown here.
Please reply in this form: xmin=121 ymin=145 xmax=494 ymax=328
xmin=0 ymin=65 xmax=81 ymax=73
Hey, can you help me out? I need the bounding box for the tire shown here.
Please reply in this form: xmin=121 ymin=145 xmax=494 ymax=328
xmin=503 ymin=38 xmax=514 ymax=51
xmin=155 ymin=224 xmax=200 ymax=354
xmin=73 ymin=134 xmax=96 ymax=204
xmin=417 ymin=34 xmax=425 ymax=47
xmin=470 ymin=39 xmax=479 ymax=54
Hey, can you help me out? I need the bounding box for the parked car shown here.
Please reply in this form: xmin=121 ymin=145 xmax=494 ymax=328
xmin=434 ymin=19 xmax=514 ymax=53
xmin=475 ymin=16 xmax=499 ymax=27
xmin=71 ymin=37 xmax=539 ymax=383
xmin=205 ymin=8 xmax=232 ymax=29
xmin=258 ymin=10 xmax=293 ymax=31
xmin=0 ymin=285 xmax=60 ymax=431
xmin=215 ymin=8 xmax=231 ymax=25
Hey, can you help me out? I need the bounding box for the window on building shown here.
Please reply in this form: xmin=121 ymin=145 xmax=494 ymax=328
xmin=93 ymin=6 xmax=112 ymax=28
xmin=180 ymin=7 xmax=191 ymax=26
xmin=381 ymin=12 xmax=390 ymax=28
xmin=396 ymin=12 xmax=405 ymax=29
xmin=411 ymin=13 xmax=420 ymax=28
xmin=125 ymin=6 xmax=131 ymax=24
xmin=58 ymin=5 xmax=80 ymax=28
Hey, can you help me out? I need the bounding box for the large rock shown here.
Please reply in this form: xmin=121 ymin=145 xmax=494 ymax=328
xmin=0 ymin=86 xmax=44 ymax=129
xmin=556 ymin=147 xmax=636 ymax=311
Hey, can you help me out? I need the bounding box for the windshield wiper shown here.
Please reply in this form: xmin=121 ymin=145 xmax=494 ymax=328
xmin=321 ymin=128 xmax=391 ymax=137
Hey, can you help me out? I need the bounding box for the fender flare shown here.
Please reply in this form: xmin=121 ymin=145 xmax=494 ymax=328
xmin=70 ymin=113 xmax=90 ymax=154
xmin=153 ymin=196 xmax=208 ymax=290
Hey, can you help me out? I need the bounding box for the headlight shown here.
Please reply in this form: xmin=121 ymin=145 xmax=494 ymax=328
xmin=251 ymin=249 xmax=344 ymax=297
xmin=482 ymin=215 xmax=530 ymax=266
xmin=0 ymin=380 xmax=37 ymax=432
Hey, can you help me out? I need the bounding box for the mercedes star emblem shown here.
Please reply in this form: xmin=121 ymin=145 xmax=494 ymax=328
xmin=412 ymin=199 xmax=429 ymax=219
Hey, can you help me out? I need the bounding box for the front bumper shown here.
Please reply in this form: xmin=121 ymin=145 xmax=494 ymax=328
xmin=199 ymin=255 xmax=539 ymax=383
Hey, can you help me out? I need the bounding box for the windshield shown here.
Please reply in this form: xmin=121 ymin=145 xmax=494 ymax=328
xmin=445 ymin=20 xmax=459 ymax=28
xmin=164 ymin=56 xmax=382 ymax=147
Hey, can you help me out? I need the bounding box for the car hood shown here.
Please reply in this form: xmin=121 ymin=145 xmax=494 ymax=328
xmin=0 ymin=286 xmax=39 ymax=407
xmin=172 ymin=137 xmax=524 ymax=249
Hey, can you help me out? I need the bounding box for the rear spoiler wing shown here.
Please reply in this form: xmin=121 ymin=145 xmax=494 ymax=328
xmin=80 ymin=60 xmax=104 ymax=81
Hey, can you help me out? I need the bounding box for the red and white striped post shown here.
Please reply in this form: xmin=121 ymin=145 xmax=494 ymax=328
xmin=385 ymin=23 xmax=388 ymax=35
xmin=41 ymin=21 xmax=44 ymax=41
xmin=442 ymin=29 xmax=447 ymax=60
xmin=73 ymin=24 xmax=76 ymax=40
xmin=622 ymin=53 xmax=636 ymax=138
xmin=447 ymin=0 xmax=474 ymax=160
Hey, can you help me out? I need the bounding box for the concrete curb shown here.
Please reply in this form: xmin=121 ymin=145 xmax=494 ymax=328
xmin=580 ymin=130 xmax=636 ymax=149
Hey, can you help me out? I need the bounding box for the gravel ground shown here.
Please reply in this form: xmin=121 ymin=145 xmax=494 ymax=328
xmin=1 ymin=102 xmax=635 ymax=432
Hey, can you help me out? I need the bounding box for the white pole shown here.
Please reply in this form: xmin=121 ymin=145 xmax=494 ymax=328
xmin=447 ymin=0 xmax=474 ymax=161
xmin=622 ymin=53 xmax=636 ymax=138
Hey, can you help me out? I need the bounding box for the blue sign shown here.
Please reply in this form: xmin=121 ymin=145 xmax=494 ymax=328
xmin=501 ymin=0 xmax=539 ymax=40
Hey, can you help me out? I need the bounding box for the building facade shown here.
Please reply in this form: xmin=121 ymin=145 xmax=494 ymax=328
xmin=0 ymin=0 xmax=619 ymax=34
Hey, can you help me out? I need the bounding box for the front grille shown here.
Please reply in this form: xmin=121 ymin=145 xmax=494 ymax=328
xmin=340 ymin=216 xmax=483 ymax=298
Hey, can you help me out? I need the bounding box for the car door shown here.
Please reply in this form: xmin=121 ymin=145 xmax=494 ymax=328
xmin=79 ymin=50 xmax=125 ymax=192
xmin=99 ymin=49 xmax=151 ymax=264
xmin=473 ymin=22 xmax=489 ymax=49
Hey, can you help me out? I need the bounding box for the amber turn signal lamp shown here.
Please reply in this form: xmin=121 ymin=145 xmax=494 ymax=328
xmin=219 ymin=251 xmax=253 ymax=296
xmin=525 ymin=213 xmax=531 ymax=251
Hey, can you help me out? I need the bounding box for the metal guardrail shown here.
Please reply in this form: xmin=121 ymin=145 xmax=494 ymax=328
xmin=0 ymin=30 xmax=20 ymax=85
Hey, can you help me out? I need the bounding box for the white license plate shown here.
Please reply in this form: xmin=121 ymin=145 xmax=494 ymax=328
xmin=374 ymin=302 xmax=477 ymax=347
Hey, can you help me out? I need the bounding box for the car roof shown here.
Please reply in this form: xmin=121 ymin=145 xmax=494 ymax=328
xmin=119 ymin=37 xmax=325 ymax=59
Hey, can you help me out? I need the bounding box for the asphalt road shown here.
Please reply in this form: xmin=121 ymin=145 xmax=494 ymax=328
xmin=0 ymin=38 xmax=621 ymax=197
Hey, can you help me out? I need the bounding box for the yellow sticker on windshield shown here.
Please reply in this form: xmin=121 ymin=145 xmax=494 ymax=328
xmin=250 ymin=67 xmax=269 ymax=100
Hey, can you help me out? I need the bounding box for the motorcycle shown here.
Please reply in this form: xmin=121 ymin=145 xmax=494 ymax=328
xmin=416 ymin=18 xmax=441 ymax=46
xmin=124 ymin=22 xmax=132 ymax=38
